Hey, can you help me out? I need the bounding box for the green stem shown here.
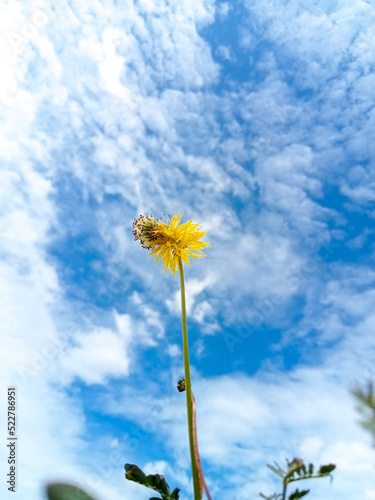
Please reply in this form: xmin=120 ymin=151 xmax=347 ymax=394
xmin=282 ymin=481 xmax=287 ymax=500
xmin=178 ymin=257 xmax=201 ymax=500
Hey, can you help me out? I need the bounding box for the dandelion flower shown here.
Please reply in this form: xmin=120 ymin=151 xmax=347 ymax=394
xmin=131 ymin=212 xmax=211 ymax=500
xmin=133 ymin=213 xmax=209 ymax=275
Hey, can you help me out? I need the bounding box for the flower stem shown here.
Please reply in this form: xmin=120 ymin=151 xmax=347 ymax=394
xmin=178 ymin=257 xmax=201 ymax=500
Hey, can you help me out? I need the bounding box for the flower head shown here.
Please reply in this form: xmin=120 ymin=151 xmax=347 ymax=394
xmin=133 ymin=213 xmax=209 ymax=275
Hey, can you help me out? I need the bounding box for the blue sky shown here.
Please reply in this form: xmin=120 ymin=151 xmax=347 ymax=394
xmin=1 ymin=0 xmax=375 ymax=499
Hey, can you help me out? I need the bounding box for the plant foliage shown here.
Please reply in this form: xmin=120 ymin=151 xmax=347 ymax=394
xmin=260 ymin=458 xmax=336 ymax=500
xmin=124 ymin=463 xmax=180 ymax=500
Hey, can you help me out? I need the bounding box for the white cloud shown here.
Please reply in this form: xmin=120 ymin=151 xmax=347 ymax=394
xmin=2 ymin=1 xmax=375 ymax=499
xmin=58 ymin=315 xmax=132 ymax=385
xmin=98 ymin=29 xmax=133 ymax=100
xmin=216 ymin=3 xmax=232 ymax=18
xmin=131 ymin=292 xmax=165 ymax=343
xmin=217 ymin=44 xmax=232 ymax=61
xmin=341 ymin=165 xmax=375 ymax=204
xmin=166 ymin=276 xmax=214 ymax=317
xmin=166 ymin=344 xmax=181 ymax=357
xmin=104 ymin=365 xmax=375 ymax=499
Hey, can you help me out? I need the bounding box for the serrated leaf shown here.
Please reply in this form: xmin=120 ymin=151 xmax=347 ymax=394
xmin=267 ymin=462 xmax=285 ymax=478
xmin=285 ymin=459 xmax=305 ymax=483
xmin=124 ymin=463 xmax=180 ymax=500
xmin=171 ymin=488 xmax=180 ymax=500
xmin=318 ymin=464 xmax=336 ymax=475
xmin=289 ymin=488 xmax=309 ymax=500
xmin=47 ymin=483 xmax=97 ymax=500
xmin=150 ymin=474 xmax=171 ymax=496
xmin=125 ymin=463 xmax=148 ymax=484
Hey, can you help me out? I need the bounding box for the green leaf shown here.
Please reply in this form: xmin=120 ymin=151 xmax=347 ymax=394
xmin=289 ymin=489 xmax=310 ymax=500
xmin=352 ymin=381 xmax=375 ymax=447
xmin=47 ymin=483 xmax=97 ymax=500
xmin=170 ymin=488 xmax=180 ymax=500
xmin=124 ymin=463 xmax=180 ymax=500
xmin=318 ymin=464 xmax=336 ymax=476
xmin=267 ymin=462 xmax=286 ymax=478
xmin=125 ymin=463 xmax=148 ymax=483
xmin=284 ymin=459 xmax=305 ymax=484
xmin=286 ymin=459 xmax=304 ymax=478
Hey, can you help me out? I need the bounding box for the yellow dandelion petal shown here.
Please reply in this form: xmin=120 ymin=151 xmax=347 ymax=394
xmin=133 ymin=213 xmax=209 ymax=275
